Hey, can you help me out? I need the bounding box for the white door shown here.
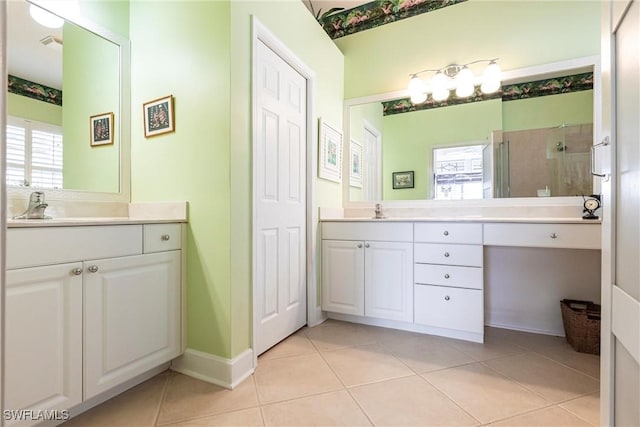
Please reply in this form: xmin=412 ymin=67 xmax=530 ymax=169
xmin=4 ymin=263 xmax=83 ymax=423
xmin=254 ymin=39 xmax=307 ymax=355
xmin=321 ymin=240 xmax=365 ymax=316
xmin=605 ymin=1 xmax=640 ymax=424
xmin=363 ymin=122 xmax=381 ymax=200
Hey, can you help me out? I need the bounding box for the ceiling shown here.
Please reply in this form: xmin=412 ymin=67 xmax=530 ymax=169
xmin=302 ymin=0 xmax=370 ymax=18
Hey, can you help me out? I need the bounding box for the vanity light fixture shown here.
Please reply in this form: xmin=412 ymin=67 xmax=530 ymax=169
xmin=408 ymin=59 xmax=501 ymax=104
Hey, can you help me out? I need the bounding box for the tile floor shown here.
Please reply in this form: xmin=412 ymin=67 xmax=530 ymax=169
xmin=62 ymin=320 xmax=600 ymax=426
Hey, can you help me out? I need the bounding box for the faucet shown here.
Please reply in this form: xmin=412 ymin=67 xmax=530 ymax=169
xmin=374 ymin=203 xmax=385 ymax=219
xmin=13 ymin=191 xmax=51 ymax=219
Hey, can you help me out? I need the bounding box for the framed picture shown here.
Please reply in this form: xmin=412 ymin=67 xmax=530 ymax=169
xmin=143 ymin=95 xmax=175 ymax=137
xmin=318 ymin=118 xmax=343 ymax=183
xmin=349 ymin=139 xmax=363 ymax=188
xmin=89 ymin=112 xmax=114 ymax=146
xmin=393 ymin=171 xmax=414 ymax=189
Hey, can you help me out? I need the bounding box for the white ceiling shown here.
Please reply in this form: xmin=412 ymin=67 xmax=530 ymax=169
xmin=7 ymin=0 xmax=63 ymax=90
xmin=302 ymin=0 xmax=370 ymax=18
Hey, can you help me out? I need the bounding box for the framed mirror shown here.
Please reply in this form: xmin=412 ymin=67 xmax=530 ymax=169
xmin=343 ymin=57 xmax=600 ymax=206
xmin=6 ymin=0 xmax=130 ymax=202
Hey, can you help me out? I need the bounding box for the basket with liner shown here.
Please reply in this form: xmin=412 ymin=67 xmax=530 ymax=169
xmin=560 ymin=299 xmax=601 ymax=355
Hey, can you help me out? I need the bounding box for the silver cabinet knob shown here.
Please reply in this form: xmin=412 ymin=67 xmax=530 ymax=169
xmin=161 ymin=234 xmax=171 ymax=241
xmin=443 ymin=231 xmax=449 ymax=236
xmin=71 ymin=268 xmax=83 ymax=276
xmin=365 ymin=243 xmax=370 ymax=248
xmin=357 ymin=243 xmax=363 ymax=248
xmin=550 ymin=233 xmax=558 ymax=239
xmin=444 ymin=252 xmax=450 ymax=257
xmin=88 ymin=265 xmax=99 ymax=273
xmin=444 ymin=295 xmax=450 ymax=301
xmin=444 ymin=273 xmax=450 ymax=279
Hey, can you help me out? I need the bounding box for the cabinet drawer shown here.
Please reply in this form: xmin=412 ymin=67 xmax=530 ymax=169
xmin=414 ymin=264 xmax=483 ymax=289
xmin=144 ymin=223 xmax=182 ymax=253
xmin=483 ymin=223 xmax=601 ymax=249
xmin=414 ymin=243 xmax=482 ymax=267
xmin=322 ymin=221 xmax=413 ymax=242
xmin=414 ymin=223 xmax=482 ymax=244
xmin=414 ymin=285 xmax=483 ymax=333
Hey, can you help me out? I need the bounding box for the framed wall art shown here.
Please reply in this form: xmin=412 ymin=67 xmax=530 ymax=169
xmin=90 ymin=112 xmax=114 ymax=147
xmin=392 ymin=170 xmax=414 ymax=189
xmin=318 ymin=118 xmax=343 ymax=183
xmin=143 ymin=95 xmax=175 ymax=137
xmin=349 ymin=139 xmax=363 ymax=188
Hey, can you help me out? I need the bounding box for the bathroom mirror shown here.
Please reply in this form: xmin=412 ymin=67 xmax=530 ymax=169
xmin=344 ymin=58 xmax=598 ymax=203
xmin=6 ymin=0 xmax=130 ymax=200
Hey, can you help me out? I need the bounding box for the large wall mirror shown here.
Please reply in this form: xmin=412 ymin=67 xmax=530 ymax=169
xmin=6 ymin=0 xmax=130 ymax=201
xmin=344 ymin=57 xmax=599 ymax=204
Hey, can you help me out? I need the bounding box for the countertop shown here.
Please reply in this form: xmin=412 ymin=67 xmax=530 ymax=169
xmin=320 ymin=217 xmax=601 ymax=224
xmin=7 ymin=217 xmax=187 ymax=228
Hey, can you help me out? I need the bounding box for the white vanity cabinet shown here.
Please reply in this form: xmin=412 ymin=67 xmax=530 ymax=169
xmin=413 ymin=223 xmax=484 ymax=341
xmin=322 ymin=222 xmax=413 ymax=322
xmin=4 ymin=222 xmax=184 ymax=424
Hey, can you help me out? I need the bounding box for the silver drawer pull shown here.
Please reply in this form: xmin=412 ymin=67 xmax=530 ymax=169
xmin=444 ymin=273 xmax=450 ymax=279
xmin=161 ymin=234 xmax=171 ymax=241
xmin=88 ymin=265 xmax=99 ymax=273
xmin=365 ymin=243 xmax=370 ymax=248
xmin=357 ymin=243 xmax=363 ymax=248
xmin=443 ymin=231 xmax=449 ymax=236
xmin=71 ymin=268 xmax=83 ymax=276
xmin=550 ymin=233 xmax=558 ymax=239
xmin=444 ymin=252 xmax=450 ymax=257
xmin=444 ymin=295 xmax=450 ymax=301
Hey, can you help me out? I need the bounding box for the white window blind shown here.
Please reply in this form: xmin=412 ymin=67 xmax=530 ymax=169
xmin=6 ymin=117 xmax=63 ymax=189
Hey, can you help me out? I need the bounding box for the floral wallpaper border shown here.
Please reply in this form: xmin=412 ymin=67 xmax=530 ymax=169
xmin=382 ymin=72 xmax=594 ymax=116
xmin=8 ymin=74 xmax=62 ymax=106
xmin=319 ymin=0 xmax=467 ymax=40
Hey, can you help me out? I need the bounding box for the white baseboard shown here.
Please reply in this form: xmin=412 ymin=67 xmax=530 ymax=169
xmin=170 ymin=348 xmax=254 ymax=390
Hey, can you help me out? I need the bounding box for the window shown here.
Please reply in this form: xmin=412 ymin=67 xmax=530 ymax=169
xmin=6 ymin=117 xmax=63 ymax=189
xmin=433 ymin=144 xmax=484 ymax=200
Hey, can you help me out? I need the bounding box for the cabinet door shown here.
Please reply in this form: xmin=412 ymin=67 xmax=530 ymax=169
xmin=5 ymin=263 xmax=82 ymax=422
xmin=84 ymin=251 xmax=181 ymax=399
xmin=322 ymin=240 xmax=365 ymax=316
xmin=365 ymin=241 xmax=413 ymax=322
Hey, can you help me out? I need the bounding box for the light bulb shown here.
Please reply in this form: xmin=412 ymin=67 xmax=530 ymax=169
xmin=410 ymin=92 xmax=427 ymax=104
xmin=408 ymin=75 xmax=427 ymax=103
xmin=29 ymin=4 xmax=64 ymax=28
xmin=432 ymin=88 xmax=450 ymax=102
xmin=430 ymin=71 xmax=450 ymax=94
xmin=481 ymin=61 xmax=502 ymax=94
xmin=455 ymin=66 xmax=475 ymax=98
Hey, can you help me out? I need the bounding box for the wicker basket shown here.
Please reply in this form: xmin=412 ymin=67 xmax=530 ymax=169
xmin=560 ymin=299 xmax=601 ymax=355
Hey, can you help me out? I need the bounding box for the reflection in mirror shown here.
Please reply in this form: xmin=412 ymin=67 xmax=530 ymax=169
xmin=7 ymin=0 xmax=120 ymax=193
xmin=347 ymin=69 xmax=594 ymax=202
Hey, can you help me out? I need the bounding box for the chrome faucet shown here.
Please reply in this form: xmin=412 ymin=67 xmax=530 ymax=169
xmin=374 ymin=203 xmax=385 ymax=219
xmin=13 ymin=191 xmax=51 ymax=219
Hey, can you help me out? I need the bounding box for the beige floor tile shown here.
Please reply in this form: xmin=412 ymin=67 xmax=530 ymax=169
xmin=253 ymin=352 xmax=343 ymax=404
xmin=488 ymin=406 xmax=592 ymax=426
xmin=303 ymin=320 xmax=380 ymax=351
xmin=62 ymin=373 xmax=168 ymax=427
xmin=321 ymin=343 xmax=414 ymax=387
xmin=560 ymin=392 xmax=600 ymax=426
xmin=161 ymin=408 xmax=264 ymax=426
xmin=483 ymin=353 xmax=599 ymax=403
xmin=423 ymin=363 xmax=549 ymax=424
xmin=381 ymin=332 xmax=476 ymax=373
xmin=258 ymin=330 xmax=317 ymax=361
xmin=485 ymin=327 xmax=568 ymax=353
xmin=261 ymin=390 xmax=371 ymax=426
xmin=157 ymin=374 xmax=259 ymax=425
xmin=350 ymin=375 xmax=478 ymax=426
xmin=536 ymin=345 xmax=600 ymax=380
xmin=444 ymin=334 xmax=527 ymax=361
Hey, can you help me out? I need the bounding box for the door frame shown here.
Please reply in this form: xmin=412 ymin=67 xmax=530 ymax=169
xmin=250 ymin=17 xmax=319 ymax=364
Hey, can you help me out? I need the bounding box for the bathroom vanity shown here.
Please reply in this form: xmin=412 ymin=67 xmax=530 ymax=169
xmin=4 ymin=214 xmax=186 ymax=425
xmin=321 ymin=217 xmax=601 ymax=343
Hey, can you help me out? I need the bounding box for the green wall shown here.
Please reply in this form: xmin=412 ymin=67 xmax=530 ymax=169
xmin=335 ymin=0 xmax=601 ymax=99
xmin=503 ymin=90 xmax=594 ymax=131
xmin=130 ymin=0 xmax=344 ymax=359
xmin=62 ymin=22 xmax=120 ymax=192
xmin=348 ymin=102 xmax=383 ymax=201
xmin=382 ymin=100 xmax=502 ymax=199
xmin=7 ymin=93 xmax=62 ymax=125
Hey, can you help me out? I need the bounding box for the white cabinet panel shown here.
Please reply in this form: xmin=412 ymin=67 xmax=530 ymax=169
xmin=84 ymin=251 xmax=181 ymax=399
xmin=483 ymin=223 xmax=601 ymax=249
xmin=414 ymin=285 xmax=483 ymax=333
xmin=414 ymin=223 xmax=482 ymax=244
xmin=414 ymin=264 xmax=483 ymax=290
xmin=4 ymin=263 xmax=82 ymax=422
xmin=414 ymin=243 xmax=483 ymax=267
xmin=365 ymin=241 xmax=413 ymax=322
xmin=322 ymin=240 xmax=365 ymax=316
xmin=143 ymin=223 xmax=181 ymax=253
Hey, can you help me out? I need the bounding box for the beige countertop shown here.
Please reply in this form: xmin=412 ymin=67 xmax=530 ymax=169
xmin=320 ymin=217 xmax=601 ymax=224
xmin=7 ymin=217 xmax=186 ymax=228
